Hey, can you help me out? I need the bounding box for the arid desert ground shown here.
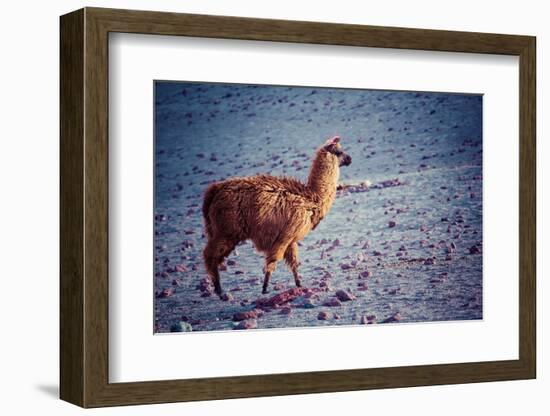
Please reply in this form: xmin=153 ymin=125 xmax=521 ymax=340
xmin=154 ymin=82 xmax=483 ymax=333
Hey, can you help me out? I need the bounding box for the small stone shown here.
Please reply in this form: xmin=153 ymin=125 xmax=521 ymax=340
xmin=323 ymin=297 xmax=342 ymax=307
xmin=335 ymin=289 xmax=356 ymax=302
xmin=469 ymin=245 xmax=481 ymax=254
xmin=317 ymin=311 xmax=330 ymax=320
xmin=359 ymin=270 xmax=371 ymax=278
xmin=382 ymin=313 xmax=402 ymax=323
xmin=156 ymin=287 xmax=174 ymax=298
xmin=280 ymin=306 xmax=292 ymax=315
xmin=233 ymin=310 xmax=261 ymax=321
xmin=170 ymin=321 xmax=193 ymax=332
xmin=340 ymin=263 xmax=353 ymax=270
xmin=233 ymin=319 xmax=257 ymax=330
xmin=424 ymin=258 xmax=436 ymax=265
xmin=227 ymin=259 xmax=236 ymax=266
xmin=221 ymin=293 xmax=234 ymax=302
xmin=388 ymin=221 xmax=397 ymax=228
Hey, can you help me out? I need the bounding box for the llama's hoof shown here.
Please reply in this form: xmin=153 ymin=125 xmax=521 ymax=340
xmin=295 ymin=280 xmax=302 ymax=288
xmin=262 ymin=288 xmax=269 ymax=295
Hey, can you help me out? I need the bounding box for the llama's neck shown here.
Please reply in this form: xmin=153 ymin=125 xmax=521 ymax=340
xmin=307 ymin=151 xmax=339 ymax=217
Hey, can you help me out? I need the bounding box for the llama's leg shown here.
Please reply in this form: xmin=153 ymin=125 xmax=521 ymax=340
xmin=204 ymin=238 xmax=236 ymax=298
xmin=284 ymin=242 xmax=302 ymax=287
xmin=262 ymin=246 xmax=286 ymax=294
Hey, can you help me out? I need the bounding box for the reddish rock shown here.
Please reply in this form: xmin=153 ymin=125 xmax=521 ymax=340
xmin=156 ymin=287 xmax=174 ymax=298
xmin=469 ymin=245 xmax=481 ymax=254
xmin=255 ymin=287 xmax=314 ymax=308
xmin=323 ymin=297 xmax=342 ymax=307
xmin=233 ymin=319 xmax=257 ymax=330
xmin=382 ymin=313 xmax=402 ymax=323
xmin=317 ymin=311 xmax=330 ymax=320
xmin=280 ymin=307 xmax=292 ymax=315
xmin=335 ymin=289 xmax=356 ymax=302
xmin=359 ymin=270 xmax=371 ymax=278
xmin=221 ymin=293 xmax=234 ymax=302
xmin=233 ymin=310 xmax=261 ymax=321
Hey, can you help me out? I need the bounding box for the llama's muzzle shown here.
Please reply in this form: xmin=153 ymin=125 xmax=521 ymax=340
xmin=340 ymin=154 xmax=352 ymax=167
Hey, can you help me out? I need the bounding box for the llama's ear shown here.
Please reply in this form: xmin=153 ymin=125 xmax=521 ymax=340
xmin=324 ymin=136 xmax=340 ymax=147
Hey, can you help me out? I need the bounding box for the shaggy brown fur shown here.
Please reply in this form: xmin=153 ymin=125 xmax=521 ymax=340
xmin=202 ymin=136 xmax=352 ymax=297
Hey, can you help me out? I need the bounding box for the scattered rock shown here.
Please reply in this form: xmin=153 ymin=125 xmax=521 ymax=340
xmin=280 ymin=306 xmax=292 ymax=315
xmin=382 ymin=313 xmax=402 ymax=323
xmin=233 ymin=310 xmax=262 ymax=321
xmin=233 ymin=319 xmax=257 ymax=330
xmin=221 ymin=293 xmax=234 ymax=302
xmin=156 ymin=288 xmax=174 ymax=298
xmin=335 ymin=289 xmax=356 ymax=302
xmin=170 ymin=321 xmax=193 ymax=332
xmin=323 ymin=297 xmax=342 ymax=307
xmin=317 ymin=311 xmax=330 ymax=320
xmin=340 ymin=263 xmax=353 ymax=270
xmin=255 ymin=287 xmax=314 ymax=308
xmin=469 ymin=245 xmax=482 ymax=254
xmin=388 ymin=220 xmax=397 ymax=228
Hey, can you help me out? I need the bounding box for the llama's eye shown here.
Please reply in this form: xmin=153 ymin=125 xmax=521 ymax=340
xmin=333 ymin=150 xmax=343 ymax=156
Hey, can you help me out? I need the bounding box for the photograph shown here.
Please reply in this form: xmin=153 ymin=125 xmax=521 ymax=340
xmin=153 ymin=80 xmax=483 ymax=333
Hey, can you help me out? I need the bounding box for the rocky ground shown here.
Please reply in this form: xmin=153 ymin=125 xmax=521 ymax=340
xmin=153 ymin=82 xmax=483 ymax=333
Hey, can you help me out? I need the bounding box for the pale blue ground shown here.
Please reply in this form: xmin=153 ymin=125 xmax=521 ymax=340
xmin=154 ymin=81 xmax=482 ymax=332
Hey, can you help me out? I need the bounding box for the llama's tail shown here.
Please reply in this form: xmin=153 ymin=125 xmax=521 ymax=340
xmin=202 ymin=182 xmax=222 ymax=238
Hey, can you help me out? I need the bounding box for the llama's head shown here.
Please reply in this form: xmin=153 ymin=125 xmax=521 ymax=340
xmin=323 ymin=136 xmax=352 ymax=167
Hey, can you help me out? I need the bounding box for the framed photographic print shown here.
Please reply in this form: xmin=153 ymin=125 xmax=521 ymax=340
xmin=60 ymin=7 xmax=536 ymax=408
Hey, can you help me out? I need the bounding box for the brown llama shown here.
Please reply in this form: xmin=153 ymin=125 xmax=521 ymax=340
xmin=202 ymin=136 xmax=352 ymax=297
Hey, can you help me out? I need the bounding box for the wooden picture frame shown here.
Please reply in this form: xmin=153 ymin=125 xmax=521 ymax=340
xmin=60 ymin=7 xmax=536 ymax=408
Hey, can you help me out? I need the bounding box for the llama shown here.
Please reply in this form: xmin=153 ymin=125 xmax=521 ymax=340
xmin=202 ymin=136 xmax=352 ymax=297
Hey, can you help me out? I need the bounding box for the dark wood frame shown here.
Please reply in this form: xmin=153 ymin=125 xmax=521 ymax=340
xmin=60 ymin=7 xmax=536 ymax=408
